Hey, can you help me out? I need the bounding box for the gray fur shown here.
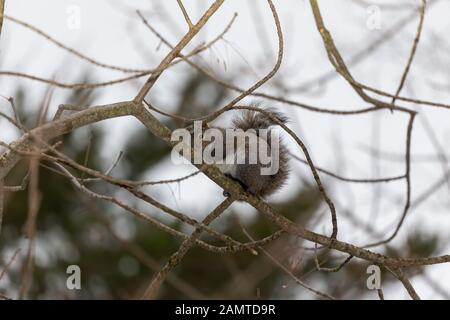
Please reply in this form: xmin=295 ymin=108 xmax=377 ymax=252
xmin=224 ymin=107 xmax=290 ymax=198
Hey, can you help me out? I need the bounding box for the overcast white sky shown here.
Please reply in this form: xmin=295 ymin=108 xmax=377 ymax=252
xmin=1 ymin=0 xmax=450 ymax=299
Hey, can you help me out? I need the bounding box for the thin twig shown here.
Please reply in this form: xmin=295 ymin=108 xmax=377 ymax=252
xmin=53 ymin=160 xmax=272 ymax=254
xmin=139 ymin=5 xmax=417 ymax=118
xmin=290 ymin=152 xmax=405 ymax=184
xmin=0 ymin=179 xmax=3 ymax=236
xmin=108 ymin=223 xmax=207 ymax=299
xmin=0 ymin=12 xmax=236 ymax=90
xmin=364 ymin=113 xmax=416 ymax=248
xmin=391 ymin=268 xmax=421 ymax=300
xmin=0 ymin=292 xmax=11 ymax=300
xmin=314 ymin=244 xmax=353 ymax=273
xmin=141 ymin=196 xmax=234 ymax=299
xmin=391 ymin=0 xmax=426 ymax=104
xmin=231 ymin=105 xmax=338 ymax=240
xmin=176 ymin=0 xmax=194 ymax=29
xmin=0 ymin=1 xmax=4 ymax=40
xmin=5 ymin=96 xmax=24 ymax=131
xmin=81 ymin=151 xmax=124 ymax=183
xmin=240 ymin=225 xmax=335 ymax=300
xmin=309 ymin=0 xmax=398 ymax=112
xmin=135 ymin=0 xmax=225 ymax=102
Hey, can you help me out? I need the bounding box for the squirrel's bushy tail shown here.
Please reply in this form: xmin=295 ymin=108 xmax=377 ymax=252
xmin=232 ymin=107 xmax=288 ymax=131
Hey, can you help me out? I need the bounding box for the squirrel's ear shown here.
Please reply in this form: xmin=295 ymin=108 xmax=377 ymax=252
xmin=265 ymin=107 xmax=289 ymax=124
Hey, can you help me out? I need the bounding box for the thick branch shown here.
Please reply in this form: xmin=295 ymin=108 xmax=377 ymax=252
xmin=0 ymin=101 xmax=134 ymax=180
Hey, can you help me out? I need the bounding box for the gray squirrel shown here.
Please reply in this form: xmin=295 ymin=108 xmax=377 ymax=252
xmin=199 ymin=107 xmax=290 ymax=198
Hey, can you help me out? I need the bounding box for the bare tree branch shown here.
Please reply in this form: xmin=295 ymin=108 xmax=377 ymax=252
xmin=392 ymin=268 xmax=421 ymax=300
xmin=391 ymin=0 xmax=427 ymax=104
xmin=135 ymin=0 xmax=225 ymax=102
xmin=0 ymin=248 xmax=21 ymax=282
xmin=19 ymin=142 xmax=42 ymax=299
xmin=0 ymin=178 xmax=3 ymax=237
xmin=0 ymin=1 xmax=4 ymax=40
xmin=141 ymin=197 xmax=234 ymax=299
xmin=176 ymin=0 xmax=194 ymax=29
xmin=241 ymin=226 xmax=335 ymax=300
xmin=1 ymin=0 xmax=450 ymax=301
